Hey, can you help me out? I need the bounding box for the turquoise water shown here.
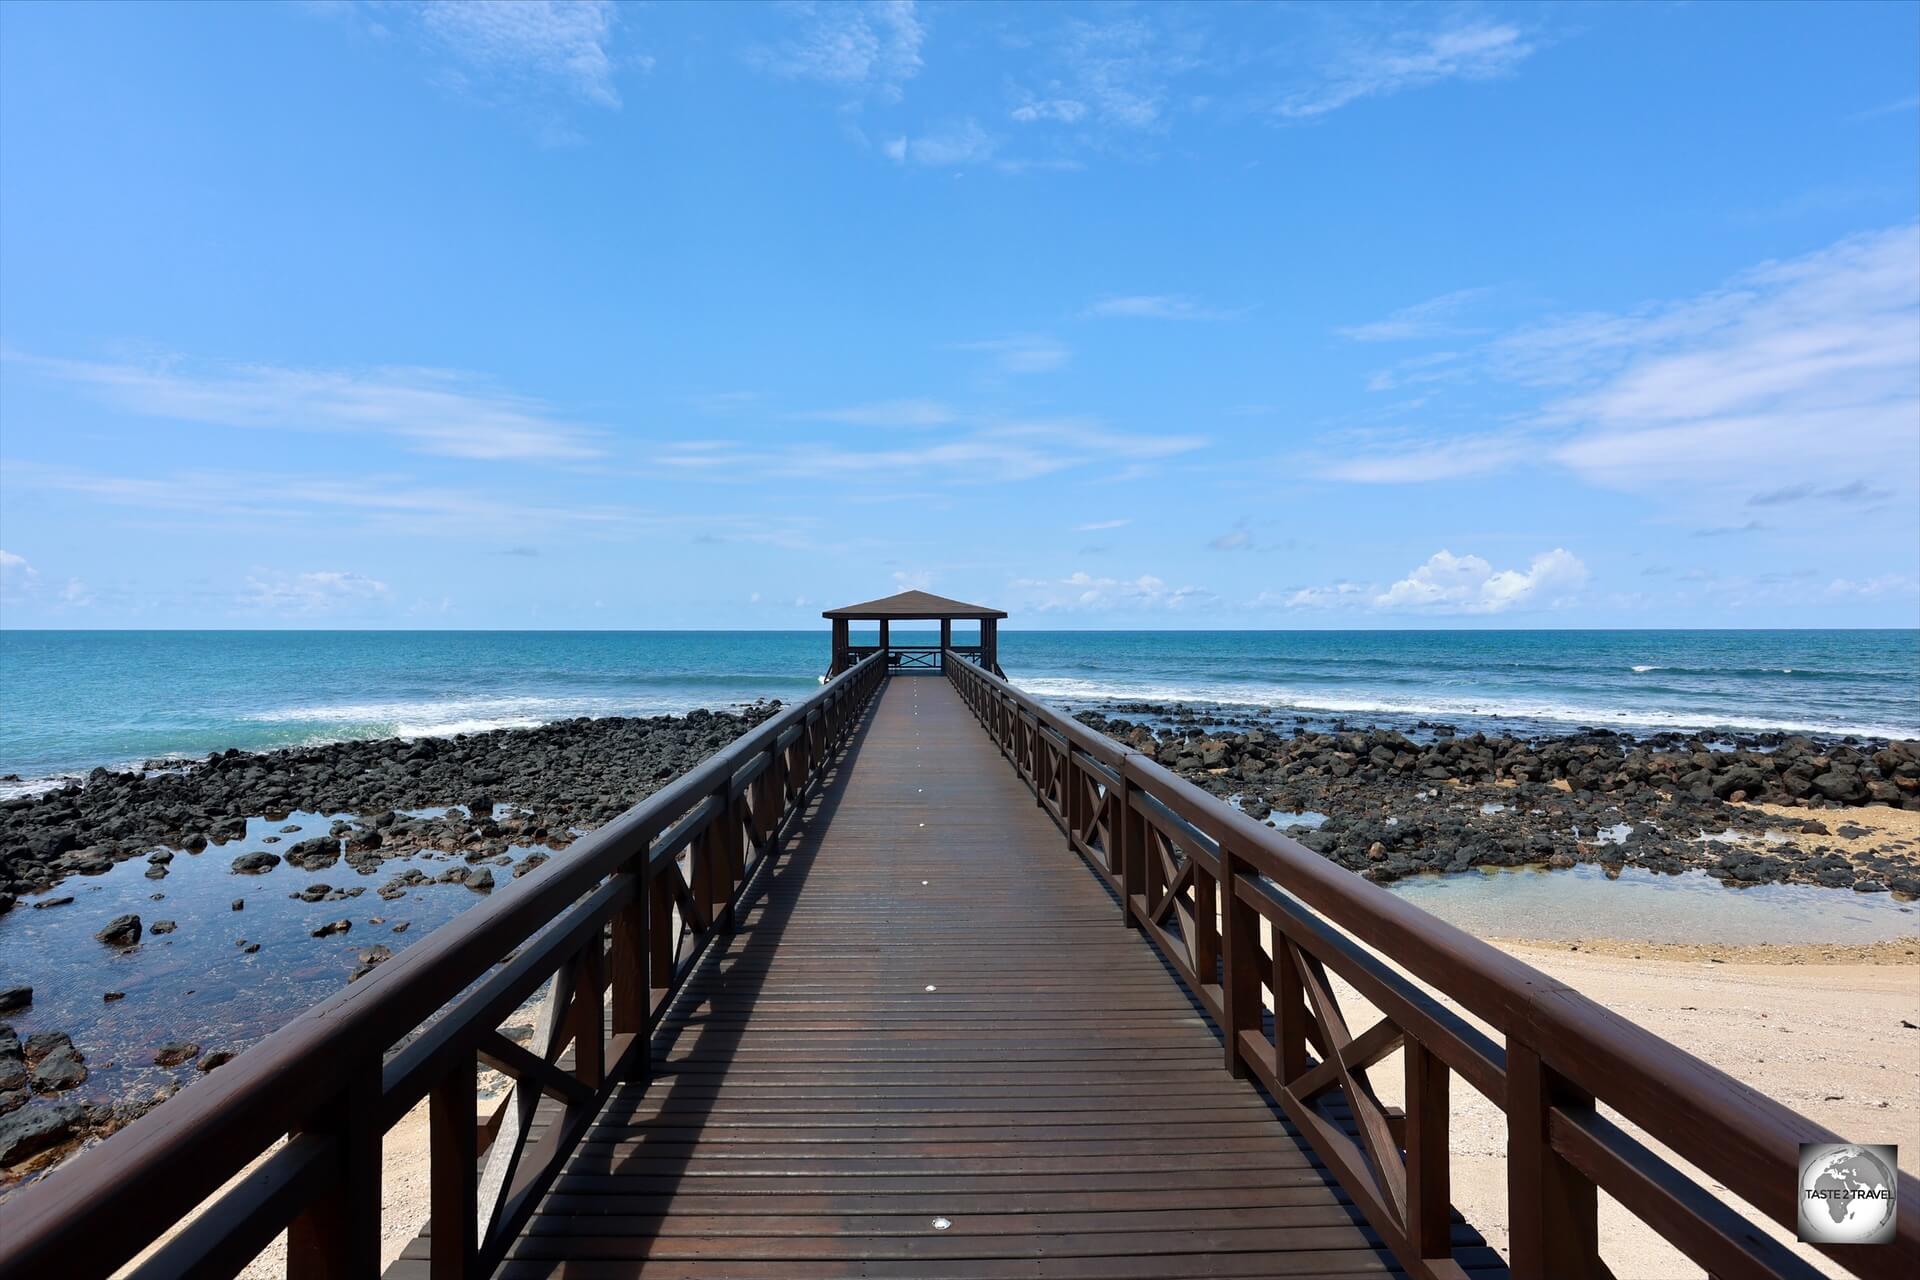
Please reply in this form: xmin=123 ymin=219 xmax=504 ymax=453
xmin=2 ymin=629 xmax=1916 ymax=783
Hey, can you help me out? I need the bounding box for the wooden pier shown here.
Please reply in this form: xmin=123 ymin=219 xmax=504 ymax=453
xmin=1 ymin=594 xmax=1914 ymax=1279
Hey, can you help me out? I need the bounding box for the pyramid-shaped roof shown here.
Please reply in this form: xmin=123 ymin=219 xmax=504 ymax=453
xmin=822 ymin=589 xmax=1006 ymax=620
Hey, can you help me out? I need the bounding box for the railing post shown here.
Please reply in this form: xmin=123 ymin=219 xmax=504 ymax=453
xmin=287 ymin=1063 xmax=381 ymax=1279
xmin=1275 ymin=937 xmax=1309 ymax=1082
xmin=568 ymin=938 xmax=605 ymax=1090
xmin=610 ymin=859 xmax=650 ymax=1065
xmin=1507 ymin=1038 xmax=1603 ymax=1279
xmin=428 ymin=1049 xmax=478 ymax=1279
xmin=1405 ymin=1040 xmax=1452 ymax=1263
xmin=1117 ymin=775 xmax=1145 ymax=927
xmin=718 ymin=791 xmax=746 ymax=931
xmin=1064 ymin=750 xmax=1082 ymax=850
xmin=647 ymin=865 xmax=674 ymax=1016
xmin=1220 ymin=846 xmax=1260 ymax=1078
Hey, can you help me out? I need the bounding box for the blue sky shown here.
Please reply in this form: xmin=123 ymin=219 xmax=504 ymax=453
xmin=1 ymin=1 xmax=1916 ymax=630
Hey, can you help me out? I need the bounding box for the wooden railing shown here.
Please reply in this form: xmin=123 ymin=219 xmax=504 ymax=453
xmin=946 ymin=652 xmax=1918 ymax=1280
xmin=0 ymin=651 xmax=887 ymax=1280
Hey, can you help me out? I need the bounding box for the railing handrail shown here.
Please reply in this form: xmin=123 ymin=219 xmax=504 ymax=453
xmin=0 ymin=651 xmax=889 ymax=1278
xmin=942 ymin=650 xmax=1917 ymax=1280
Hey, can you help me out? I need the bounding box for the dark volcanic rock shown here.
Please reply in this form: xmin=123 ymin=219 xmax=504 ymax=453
xmin=1068 ymin=707 xmax=1920 ymax=892
xmin=283 ymin=836 xmax=340 ymax=871
xmin=0 ymin=702 xmax=781 ymax=903
xmin=0 ymin=987 xmax=29 ymax=1014
xmin=24 ymin=1032 xmax=87 ymax=1092
xmin=0 ymin=1100 xmax=86 ymax=1164
xmin=231 ymin=851 xmax=281 ymax=875
xmin=94 ymin=914 xmax=141 ymax=947
xmin=153 ymin=1041 xmax=201 ymax=1068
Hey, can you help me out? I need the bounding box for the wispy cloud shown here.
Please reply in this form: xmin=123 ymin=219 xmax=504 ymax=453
xmin=1337 ymin=287 xmax=1490 ymax=342
xmin=1317 ymin=224 xmax=1920 ymax=509
xmin=1010 ymin=569 xmax=1210 ymax=613
xmin=1073 ymin=518 xmax=1130 ymax=532
xmin=11 ymin=351 xmax=602 ymax=462
xmin=1850 ymin=93 xmax=1920 ymax=122
xmin=1278 ymin=23 xmax=1535 ymax=120
xmin=1014 ymin=15 xmax=1202 ymax=134
xmin=791 ymin=399 xmax=959 ymax=427
xmin=947 ymin=334 xmax=1070 ymax=374
xmin=751 ymin=0 xmax=925 ymax=103
xmin=655 ymin=418 xmax=1202 ymax=486
xmin=1082 ymin=294 xmax=1237 ymax=321
xmin=1317 ymin=431 xmax=1531 ymax=484
xmin=1533 ymin=225 xmax=1920 ymax=493
xmin=417 ymin=0 xmax=626 ymax=107
xmin=240 ymin=569 xmax=391 ymax=616
xmin=883 ymin=119 xmax=997 ymax=167
xmin=1748 ymin=479 xmax=1892 ymax=507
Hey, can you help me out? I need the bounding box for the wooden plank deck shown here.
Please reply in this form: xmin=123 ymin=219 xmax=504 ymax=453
xmin=395 ymin=673 xmax=1504 ymax=1278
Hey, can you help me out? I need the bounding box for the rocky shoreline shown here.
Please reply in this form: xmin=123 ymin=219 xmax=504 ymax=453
xmin=0 ymin=703 xmax=782 ymax=912
xmin=0 ymin=704 xmax=781 ymax=1180
xmin=1072 ymin=702 xmax=1920 ymax=893
xmin=4 ymin=696 xmax=1917 ymax=1184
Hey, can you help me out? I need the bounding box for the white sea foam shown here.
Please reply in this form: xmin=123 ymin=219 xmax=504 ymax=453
xmin=0 ymin=773 xmax=83 ymax=800
xmin=1630 ymin=665 xmax=1665 ymax=673
xmin=244 ymin=692 xmax=709 ymax=739
xmin=1012 ymin=675 xmax=1916 ymax=740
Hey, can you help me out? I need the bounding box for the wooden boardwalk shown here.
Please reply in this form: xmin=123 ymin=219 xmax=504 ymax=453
xmin=396 ymin=674 xmax=1501 ymax=1279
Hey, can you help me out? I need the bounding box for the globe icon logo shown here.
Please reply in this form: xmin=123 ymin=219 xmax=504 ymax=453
xmin=1798 ymin=1143 xmax=1898 ymax=1245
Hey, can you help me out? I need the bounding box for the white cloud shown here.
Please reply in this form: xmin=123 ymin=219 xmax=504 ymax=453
xmin=887 ymin=119 xmax=997 ymax=167
xmin=1073 ymin=518 xmax=1130 ymax=532
xmin=1011 ymin=98 xmax=1087 ymax=124
xmin=1209 ymin=526 xmax=1250 ymax=551
xmin=792 ymin=399 xmax=958 ymax=427
xmin=7 ymin=461 xmax=822 ymax=550
xmin=948 ymin=334 xmax=1069 ymax=374
xmin=58 ymin=579 xmax=94 ymax=607
xmin=1083 ymin=294 xmax=1236 ymax=321
xmin=1030 ymin=16 xmax=1200 ymax=132
xmin=240 ymin=569 xmax=392 ymax=615
xmin=1851 ymin=93 xmax=1920 ymax=122
xmin=752 ymin=0 xmax=925 ymax=102
xmin=0 ymin=549 xmax=39 ymax=605
xmin=1317 ymin=432 xmax=1531 ymax=484
xmin=1011 ymin=570 xmax=1209 ymax=612
xmin=12 ymin=352 xmax=601 ymax=462
xmin=1280 ymin=582 xmax=1369 ymax=610
xmin=1318 ymin=225 xmax=1920 ymax=510
xmin=655 ymin=418 xmax=1202 ymax=486
xmin=1826 ymin=574 xmax=1919 ymax=599
xmin=1280 ymin=23 xmax=1534 ymax=119
xmin=1374 ymin=548 xmax=1588 ymax=615
xmin=1337 ymin=288 xmax=1490 ymax=342
xmin=1531 ymin=225 xmax=1920 ymax=493
xmin=418 ymin=0 xmax=625 ymax=107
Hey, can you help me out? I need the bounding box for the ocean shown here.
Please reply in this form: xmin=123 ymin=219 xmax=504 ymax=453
xmin=2 ymin=629 xmax=1917 ymax=787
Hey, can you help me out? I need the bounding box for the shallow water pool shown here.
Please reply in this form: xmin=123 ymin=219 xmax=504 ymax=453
xmin=1385 ymin=862 xmax=1919 ymax=945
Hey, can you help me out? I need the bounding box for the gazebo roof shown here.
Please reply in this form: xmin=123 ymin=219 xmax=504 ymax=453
xmin=822 ymin=589 xmax=1007 ymax=620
